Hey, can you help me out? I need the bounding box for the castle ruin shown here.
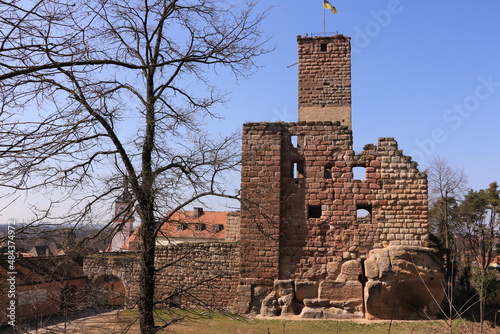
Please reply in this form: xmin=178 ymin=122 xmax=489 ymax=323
xmin=235 ymin=35 xmax=442 ymax=319
xmin=84 ymin=34 xmax=444 ymax=320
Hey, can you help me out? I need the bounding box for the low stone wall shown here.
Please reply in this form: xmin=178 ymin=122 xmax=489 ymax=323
xmin=84 ymin=243 xmax=240 ymax=311
xmin=154 ymin=243 xmax=240 ymax=310
xmin=83 ymin=252 xmax=140 ymax=305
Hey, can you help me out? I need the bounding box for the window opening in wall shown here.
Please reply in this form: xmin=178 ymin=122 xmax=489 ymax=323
xmin=177 ymin=223 xmax=187 ymax=231
xmin=356 ymin=204 xmax=372 ymax=223
xmin=291 ymin=135 xmax=299 ymax=148
xmin=324 ymin=166 xmax=332 ymax=179
xmin=308 ymin=205 xmax=322 ymax=218
xmin=353 ymin=166 xmax=366 ymax=181
xmin=320 ymin=43 xmax=327 ymax=51
xmin=292 ymin=162 xmax=304 ymax=179
xmin=213 ymin=224 xmax=224 ymax=233
xmin=195 ymin=223 xmax=206 ymax=231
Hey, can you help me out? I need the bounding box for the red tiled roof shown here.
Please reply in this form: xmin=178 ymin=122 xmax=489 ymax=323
xmin=158 ymin=211 xmax=227 ymax=240
xmin=0 ymin=255 xmax=85 ymax=285
xmin=123 ymin=210 xmax=228 ymax=249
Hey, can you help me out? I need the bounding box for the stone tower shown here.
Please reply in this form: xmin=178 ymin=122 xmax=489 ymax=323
xmin=236 ymin=35 xmax=433 ymax=318
xmin=109 ymin=187 xmax=135 ymax=252
xmin=298 ymin=35 xmax=351 ymax=128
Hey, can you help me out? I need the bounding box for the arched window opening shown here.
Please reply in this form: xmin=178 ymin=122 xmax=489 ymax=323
xmin=356 ymin=204 xmax=372 ymax=223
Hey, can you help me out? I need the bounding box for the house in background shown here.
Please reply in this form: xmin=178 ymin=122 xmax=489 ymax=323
xmin=157 ymin=208 xmax=229 ymax=245
xmin=125 ymin=207 xmax=240 ymax=250
xmin=0 ymin=255 xmax=87 ymax=325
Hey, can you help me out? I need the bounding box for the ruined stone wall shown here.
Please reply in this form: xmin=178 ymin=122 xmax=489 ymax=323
xmin=83 ymin=252 xmax=141 ymax=304
xmin=84 ymin=244 xmax=240 ymax=310
xmin=239 ymin=123 xmax=282 ymax=282
xmin=298 ymin=35 xmax=351 ymax=128
xmin=240 ymin=121 xmax=428 ymax=283
xmin=224 ymin=211 xmax=241 ymax=242
xmin=154 ymin=243 xmax=240 ymax=310
xmin=237 ymin=121 xmax=429 ymax=318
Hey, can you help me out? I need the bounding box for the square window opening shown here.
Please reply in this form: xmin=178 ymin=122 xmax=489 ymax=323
xmin=213 ymin=224 xmax=224 ymax=233
xmin=308 ymin=205 xmax=322 ymax=219
xmin=353 ymin=166 xmax=367 ymax=181
xmin=324 ymin=166 xmax=332 ymax=179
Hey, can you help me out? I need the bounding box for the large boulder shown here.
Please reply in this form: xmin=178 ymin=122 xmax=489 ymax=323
xmin=336 ymin=260 xmax=362 ymax=282
xmin=250 ymin=285 xmax=273 ymax=314
xmin=364 ymin=246 xmax=445 ymax=320
xmin=294 ymin=280 xmax=318 ymax=302
xmin=261 ymin=291 xmax=279 ymax=317
xmin=274 ymin=280 xmax=299 ymax=315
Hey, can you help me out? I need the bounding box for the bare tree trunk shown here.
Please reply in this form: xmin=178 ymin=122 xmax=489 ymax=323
xmin=0 ymin=2 xmax=269 ymax=333
xmin=139 ymin=221 xmax=157 ymax=333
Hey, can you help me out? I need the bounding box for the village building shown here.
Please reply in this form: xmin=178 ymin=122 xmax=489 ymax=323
xmin=0 ymin=256 xmax=87 ymax=325
xmin=121 ymin=208 xmax=239 ymax=251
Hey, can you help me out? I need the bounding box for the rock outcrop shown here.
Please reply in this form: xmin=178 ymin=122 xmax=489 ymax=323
xmin=244 ymin=246 xmax=445 ymax=320
xmin=364 ymin=245 xmax=445 ymax=320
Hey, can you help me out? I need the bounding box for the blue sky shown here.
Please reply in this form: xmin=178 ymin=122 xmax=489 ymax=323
xmin=2 ymin=0 xmax=500 ymax=222
xmin=214 ymin=0 xmax=500 ymax=191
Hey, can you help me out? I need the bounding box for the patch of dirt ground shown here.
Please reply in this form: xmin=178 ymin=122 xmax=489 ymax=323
xmin=11 ymin=310 xmax=499 ymax=334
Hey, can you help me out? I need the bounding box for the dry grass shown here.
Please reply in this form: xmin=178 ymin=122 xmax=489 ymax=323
xmin=23 ymin=309 xmax=499 ymax=334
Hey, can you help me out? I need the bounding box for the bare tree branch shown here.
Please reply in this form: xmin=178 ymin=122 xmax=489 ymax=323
xmin=0 ymin=1 xmax=269 ymax=332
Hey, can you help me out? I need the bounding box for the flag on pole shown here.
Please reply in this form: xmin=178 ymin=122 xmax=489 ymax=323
xmin=323 ymin=0 xmax=337 ymax=14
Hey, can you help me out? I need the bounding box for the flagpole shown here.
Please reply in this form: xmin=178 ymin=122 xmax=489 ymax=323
xmin=323 ymin=1 xmax=326 ymax=36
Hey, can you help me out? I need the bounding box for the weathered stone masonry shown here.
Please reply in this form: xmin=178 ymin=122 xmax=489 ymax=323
xmin=84 ymin=243 xmax=240 ymax=310
xmin=84 ymin=34 xmax=444 ymax=320
xmin=237 ymin=120 xmax=431 ymax=317
xmin=235 ymin=35 xmax=439 ymax=319
xmin=240 ymin=122 xmax=428 ymax=281
xmin=298 ymin=35 xmax=351 ymax=127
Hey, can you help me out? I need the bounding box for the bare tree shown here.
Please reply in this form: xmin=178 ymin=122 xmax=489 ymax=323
xmin=427 ymin=156 xmax=468 ymax=278
xmin=0 ymin=1 xmax=269 ymax=333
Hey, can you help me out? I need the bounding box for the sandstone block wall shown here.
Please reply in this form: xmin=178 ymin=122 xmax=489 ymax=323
xmin=225 ymin=211 xmax=241 ymax=242
xmin=84 ymin=243 xmax=240 ymax=310
xmin=298 ymin=35 xmax=351 ymax=128
xmin=154 ymin=243 xmax=240 ymax=310
xmin=239 ymin=123 xmax=282 ymax=281
xmin=240 ymin=121 xmax=428 ymax=282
